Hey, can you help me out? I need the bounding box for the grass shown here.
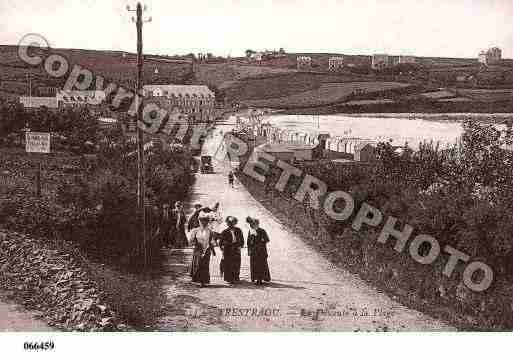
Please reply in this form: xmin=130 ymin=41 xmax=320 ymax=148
xmin=222 ymin=72 xmax=369 ymax=103
xmin=419 ymin=90 xmax=456 ymax=99
xmin=457 ymin=89 xmax=513 ymax=102
xmin=0 ymin=46 xmax=192 ymax=98
xmin=241 ymin=81 xmax=412 ymax=108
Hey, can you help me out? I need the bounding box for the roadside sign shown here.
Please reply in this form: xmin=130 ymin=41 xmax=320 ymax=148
xmin=26 ymin=132 xmax=51 ymax=153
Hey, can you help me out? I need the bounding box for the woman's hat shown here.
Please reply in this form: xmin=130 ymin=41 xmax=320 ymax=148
xmin=198 ymin=211 xmax=211 ymax=220
xmin=246 ymin=216 xmax=259 ymax=225
xmin=226 ymin=216 xmax=238 ymax=225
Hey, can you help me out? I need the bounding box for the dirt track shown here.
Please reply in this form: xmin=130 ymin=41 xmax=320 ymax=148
xmin=156 ymin=123 xmax=454 ymax=331
xmin=0 ymin=294 xmax=52 ymax=331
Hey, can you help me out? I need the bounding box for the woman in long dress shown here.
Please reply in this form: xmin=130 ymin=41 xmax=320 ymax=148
xmin=246 ymin=217 xmax=271 ymax=285
xmin=219 ymin=216 xmax=244 ymax=284
xmin=190 ymin=212 xmax=217 ymax=286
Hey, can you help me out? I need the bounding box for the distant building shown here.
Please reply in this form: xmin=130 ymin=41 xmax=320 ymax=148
xmin=371 ymin=54 xmax=390 ymax=70
xmin=19 ymin=96 xmax=59 ymax=109
xmin=56 ymin=90 xmax=106 ymax=107
xmin=297 ymin=56 xmax=312 ymax=70
xmin=354 ymin=143 xmax=377 ymax=162
xmin=251 ymin=52 xmax=263 ymax=62
xmin=478 ymin=47 xmax=502 ymax=65
xmin=328 ymin=56 xmax=345 ymax=71
xmin=143 ymin=84 xmax=215 ymax=123
xmin=97 ymin=117 xmax=118 ymax=129
xmin=249 ymin=49 xmax=286 ymax=62
xmin=398 ymin=55 xmax=416 ymax=64
xmin=36 ymin=86 xmax=58 ymax=97
xmin=330 ymin=138 xmax=377 ymax=162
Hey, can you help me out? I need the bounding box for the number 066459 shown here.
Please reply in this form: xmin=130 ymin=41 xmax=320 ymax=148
xmin=24 ymin=342 xmax=55 ymax=351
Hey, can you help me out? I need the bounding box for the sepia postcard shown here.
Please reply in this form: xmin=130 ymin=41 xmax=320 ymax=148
xmin=1 ymin=0 xmax=513 ymax=357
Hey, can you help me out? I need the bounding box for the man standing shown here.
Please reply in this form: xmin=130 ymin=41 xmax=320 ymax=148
xmin=219 ymin=216 xmax=244 ymax=284
xmin=228 ymin=170 xmax=235 ymax=188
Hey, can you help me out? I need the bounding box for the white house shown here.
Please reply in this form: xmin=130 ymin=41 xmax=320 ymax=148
xmin=478 ymin=47 xmax=502 ymax=65
xmin=371 ymin=54 xmax=390 ymax=70
xmin=328 ymin=56 xmax=345 ymax=71
xmin=297 ymin=56 xmax=312 ymax=70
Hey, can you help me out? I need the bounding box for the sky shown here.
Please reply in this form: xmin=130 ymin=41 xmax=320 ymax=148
xmin=1 ymin=0 xmax=513 ymax=59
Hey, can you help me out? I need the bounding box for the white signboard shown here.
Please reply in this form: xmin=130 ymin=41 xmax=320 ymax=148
xmin=26 ymin=132 xmax=51 ymax=153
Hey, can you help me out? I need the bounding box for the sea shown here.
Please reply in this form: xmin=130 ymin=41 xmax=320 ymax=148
xmin=266 ymin=113 xmax=511 ymax=150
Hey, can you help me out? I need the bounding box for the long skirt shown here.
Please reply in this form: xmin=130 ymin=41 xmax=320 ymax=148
xmin=250 ymin=255 xmax=271 ymax=282
xmin=223 ymin=252 xmax=241 ymax=283
xmin=190 ymin=251 xmax=211 ymax=285
xmin=174 ymin=229 xmax=188 ymax=248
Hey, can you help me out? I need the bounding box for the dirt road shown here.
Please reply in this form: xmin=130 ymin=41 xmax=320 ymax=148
xmin=156 ymin=123 xmax=454 ymax=331
xmin=0 ymin=294 xmax=52 ymax=331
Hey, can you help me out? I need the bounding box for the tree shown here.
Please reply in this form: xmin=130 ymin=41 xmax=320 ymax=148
xmin=245 ymin=49 xmax=256 ymax=58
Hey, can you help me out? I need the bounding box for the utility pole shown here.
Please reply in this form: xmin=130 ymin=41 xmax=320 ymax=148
xmin=26 ymin=73 xmax=32 ymax=108
xmin=128 ymin=2 xmax=152 ymax=267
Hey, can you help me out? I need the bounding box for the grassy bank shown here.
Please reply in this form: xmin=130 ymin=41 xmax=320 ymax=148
xmin=235 ymin=120 xmax=513 ymax=330
xmin=0 ymin=103 xmax=197 ymax=329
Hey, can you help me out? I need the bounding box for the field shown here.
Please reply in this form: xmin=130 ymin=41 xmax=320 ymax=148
xmin=0 ymin=46 xmax=192 ymax=97
xmin=3 ymin=44 xmax=513 ymax=112
xmin=191 ymin=63 xmax=297 ymax=89
xmin=457 ymin=89 xmax=513 ymax=102
xmin=419 ymin=90 xmax=456 ymax=99
xmin=221 ymin=72 xmax=370 ymax=103
xmin=241 ymin=81 xmax=411 ymax=108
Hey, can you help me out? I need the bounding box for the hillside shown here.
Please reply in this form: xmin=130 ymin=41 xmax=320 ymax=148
xmin=0 ymin=46 xmax=193 ymax=96
xmin=2 ymin=45 xmax=513 ymax=113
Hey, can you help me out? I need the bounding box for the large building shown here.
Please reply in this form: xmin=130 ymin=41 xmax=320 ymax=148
xmin=478 ymin=47 xmax=502 ymax=65
xmin=56 ymin=90 xmax=106 ymax=107
xmin=328 ymin=56 xmax=345 ymax=71
xmin=142 ymin=84 xmax=215 ymax=123
xmin=20 ymin=90 xmax=107 ymax=110
xmin=371 ymin=54 xmax=390 ymax=70
xmin=19 ymin=96 xmax=59 ymax=109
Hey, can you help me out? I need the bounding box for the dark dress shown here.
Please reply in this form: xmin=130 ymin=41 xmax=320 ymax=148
xmin=187 ymin=210 xmax=201 ymax=231
xmin=219 ymin=227 xmax=244 ymax=283
xmin=247 ymin=228 xmax=271 ymax=282
xmin=190 ymin=228 xmax=216 ymax=285
xmin=160 ymin=206 xmax=173 ymax=247
xmin=172 ymin=209 xmax=188 ymax=248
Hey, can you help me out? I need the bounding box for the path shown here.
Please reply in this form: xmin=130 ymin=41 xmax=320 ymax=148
xmin=156 ymin=120 xmax=454 ymax=331
xmin=0 ymin=293 xmax=52 ymax=331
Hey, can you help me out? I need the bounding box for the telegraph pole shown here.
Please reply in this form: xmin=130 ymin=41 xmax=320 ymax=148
xmin=128 ymin=2 xmax=152 ymax=267
xmin=26 ymin=73 xmax=32 ymax=108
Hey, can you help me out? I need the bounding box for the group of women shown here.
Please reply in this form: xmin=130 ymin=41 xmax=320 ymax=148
xmin=187 ymin=204 xmax=271 ymax=287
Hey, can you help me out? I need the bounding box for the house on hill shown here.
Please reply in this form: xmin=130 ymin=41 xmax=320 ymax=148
xmin=398 ymin=55 xmax=416 ymax=64
xmin=478 ymin=47 xmax=502 ymax=65
xmin=297 ymin=56 xmax=312 ymax=70
xmin=328 ymin=56 xmax=345 ymax=71
xmin=371 ymin=54 xmax=390 ymax=70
